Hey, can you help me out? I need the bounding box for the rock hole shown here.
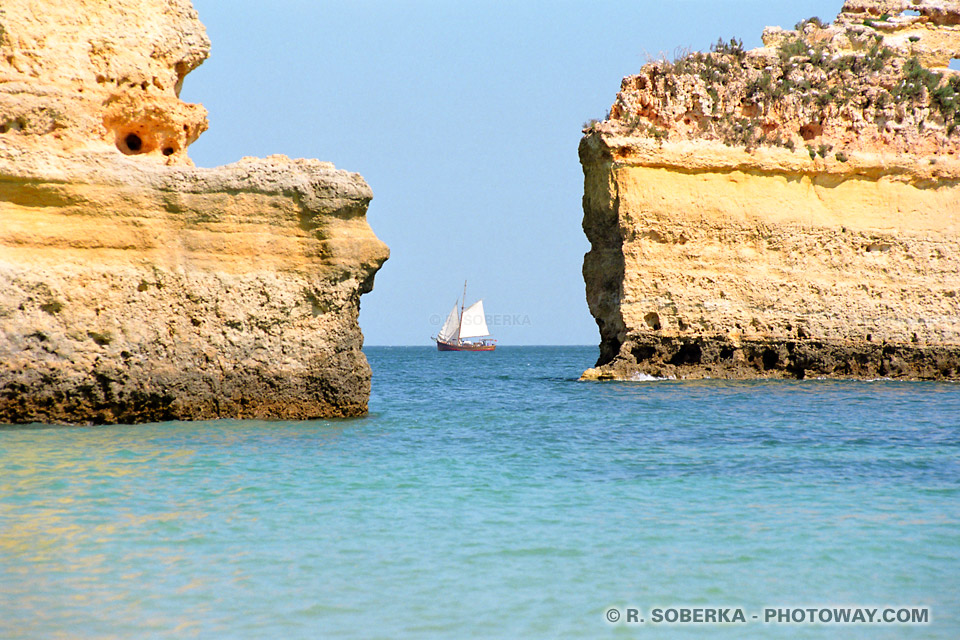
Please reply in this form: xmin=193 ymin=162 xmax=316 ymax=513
xmin=669 ymin=343 xmax=702 ymax=365
xmin=644 ymin=312 xmax=661 ymax=331
xmin=761 ymin=348 xmax=779 ymax=370
xmin=162 ymin=147 xmax=174 ymax=156
xmin=901 ymin=9 xmax=920 ymax=17
xmin=719 ymin=346 xmax=734 ymax=360
xmin=125 ymin=133 xmax=142 ymax=152
xmin=951 ymin=59 xmax=960 ymax=72
xmin=631 ymin=344 xmax=656 ymax=362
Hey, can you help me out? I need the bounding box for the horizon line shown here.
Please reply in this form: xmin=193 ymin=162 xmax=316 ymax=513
xmin=364 ymin=344 xmax=597 ymax=348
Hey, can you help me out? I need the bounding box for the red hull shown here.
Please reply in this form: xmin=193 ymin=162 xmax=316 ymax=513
xmin=437 ymin=340 xmax=495 ymax=352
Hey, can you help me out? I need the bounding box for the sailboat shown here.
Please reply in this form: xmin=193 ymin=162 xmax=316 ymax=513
xmin=434 ymin=282 xmax=496 ymax=351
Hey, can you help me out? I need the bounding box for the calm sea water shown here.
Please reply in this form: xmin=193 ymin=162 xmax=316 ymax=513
xmin=1 ymin=346 xmax=958 ymax=639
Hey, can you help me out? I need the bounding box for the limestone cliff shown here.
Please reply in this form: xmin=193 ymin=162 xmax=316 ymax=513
xmin=582 ymin=0 xmax=960 ymax=380
xmin=0 ymin=1 xmax=388 ymax=423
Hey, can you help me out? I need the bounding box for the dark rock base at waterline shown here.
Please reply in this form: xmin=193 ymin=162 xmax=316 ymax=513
xmin=588 ymin=334 xmax=960 ymax=381
xmin=0 ymin=364 xmax=369 ymax=426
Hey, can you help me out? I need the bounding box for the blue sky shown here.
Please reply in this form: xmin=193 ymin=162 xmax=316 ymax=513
xmin=185 ymin=0 xmax=840 ymax=345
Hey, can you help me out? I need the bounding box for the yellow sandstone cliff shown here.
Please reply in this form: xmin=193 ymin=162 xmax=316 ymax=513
xmin=582 ymin=0 xmax=960 ymax=380
xmin=0 ymin=0 xmax=388 ymax=423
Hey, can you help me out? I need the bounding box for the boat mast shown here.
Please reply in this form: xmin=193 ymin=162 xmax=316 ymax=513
xmin=457 ymin=280 xmax=466 ymax=345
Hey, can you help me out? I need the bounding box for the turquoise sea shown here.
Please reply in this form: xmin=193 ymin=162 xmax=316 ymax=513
xmin=1 ymin=346 xmax=958 ymax=638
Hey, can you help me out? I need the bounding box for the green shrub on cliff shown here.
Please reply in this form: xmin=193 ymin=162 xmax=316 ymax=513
xmin=823 ymin=38 xmax=893 ymax=76
xmin=711 ymin=37 xmax=745 ymax=59
xmin=612 ymin=17 xmax=960 ymax=152
xmin=646 ymin=124 xmax=668 ymax=143
xmin=746 ymin=71 xmax=774 ymax=103
xmin=896 ymin=57 xmax=941 ymax=101
xmin=932 ymin=77 xmax=960 ymax=120
xmin=795 ymin=16 xmax=828 ymax=30
xmin=778 ymin=38 xmax=809 ymax=62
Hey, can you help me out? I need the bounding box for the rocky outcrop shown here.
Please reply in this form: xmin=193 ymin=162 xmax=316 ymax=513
xmin=0 ymin=0 xmax=210 ymax=164
xmin=581 ymin=0 xmax=960 ymax=381
xmin=0 ymin=1 xmax=388 ymax=423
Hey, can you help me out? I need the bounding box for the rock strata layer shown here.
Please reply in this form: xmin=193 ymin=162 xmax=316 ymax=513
xmin=0 ymin=1 xmax=388 ymax=423
xmin=581 ymin=0 xmax=960 ymax=381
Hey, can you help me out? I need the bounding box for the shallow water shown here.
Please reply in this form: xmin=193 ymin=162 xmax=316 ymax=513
xmin=2 ymin=346 xmax=958 ymax=638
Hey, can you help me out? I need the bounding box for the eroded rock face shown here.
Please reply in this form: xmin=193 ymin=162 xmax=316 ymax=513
xmin=0 ymin=1 xmax=388 ymax=423
xmin=836 ymin=1 xmax=960 ymax=69
xmin=0 ymin=0 xmax=210 ymax=164
xmin=581 ymin=0 xmax=960 ymax=381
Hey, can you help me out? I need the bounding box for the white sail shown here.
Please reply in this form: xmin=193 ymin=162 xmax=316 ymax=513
xmin=458 ymin=300 xmax=490 ymax=339
xmin=437 ymin=305 xmax=460 ymax=342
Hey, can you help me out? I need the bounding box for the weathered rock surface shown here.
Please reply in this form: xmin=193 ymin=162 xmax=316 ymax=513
xmin=581 ymin=0 xmax=960 ymax=381
xmin=0 ymin=1 xmax=388 ymax=423
xmin=0 ymin=0 xmax=210 ymax=164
